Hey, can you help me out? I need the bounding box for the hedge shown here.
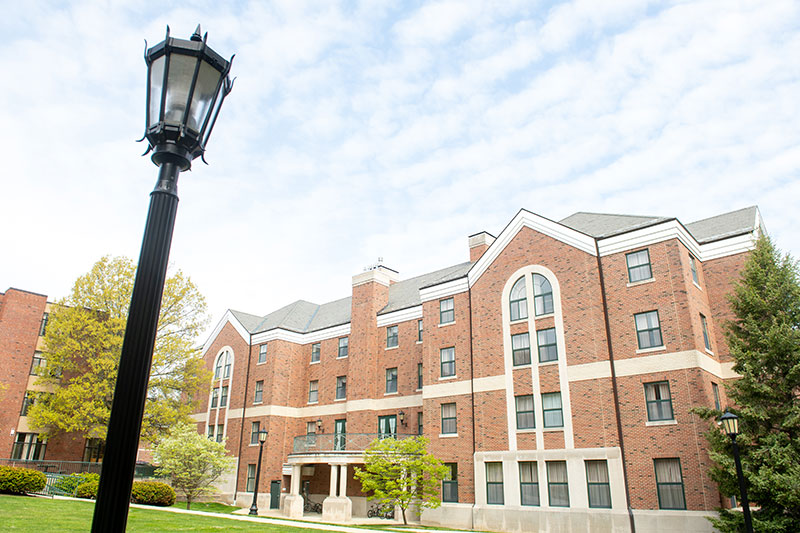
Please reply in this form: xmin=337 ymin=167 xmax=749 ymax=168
xmin=0 ymin=466 xmax=47 ymax=494
xmin=53 ymin=472 xmax=100 ymax=496
xmin=75 ymin=478 xmax=99 ymax=499
xmin=130 ymin=481 xmax=176 ymax=506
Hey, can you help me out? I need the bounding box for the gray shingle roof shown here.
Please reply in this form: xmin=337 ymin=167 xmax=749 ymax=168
xmin=684 ymin=206 xmax=760 ymax=243
xmin=381 ymin=261 xmax=473 ymax=315
xmin=559 ymin=212 xmax=672 ymax=238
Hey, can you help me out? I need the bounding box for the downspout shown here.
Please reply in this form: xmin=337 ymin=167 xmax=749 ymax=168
xmin=232 ymin=331 xmax=254 ymax=503
xmin=594 ymin=239 xmax=636 ymax=533
xmin=468 ymin=281 xmax=477 ymax=525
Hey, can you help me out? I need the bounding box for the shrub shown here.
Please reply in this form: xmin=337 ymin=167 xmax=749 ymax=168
xmin=0 ymin=466 xmax=47 ymax=494
xmin=131 ymin=480 xmax=176 ymax=506
xmin=53 ymin=472 xmax=99 ymax=496
xmin=75 ymin=479 xmax=99 ymax=499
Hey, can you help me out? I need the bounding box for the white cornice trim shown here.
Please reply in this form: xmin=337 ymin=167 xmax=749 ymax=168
xmin=201 ymin=311 xmax=250 ymax=357
xmin=419 ymin=277 xmax=469 ymax=302
xmin=377 ymin=306 xmax=423 ymax=327
xmin=251 ymin=323 xmax=351 ymax=346
xmin=699 ymin=233 xmax=757 ymax=261
xmin=468 ymin=210 xmax=597 ymax=287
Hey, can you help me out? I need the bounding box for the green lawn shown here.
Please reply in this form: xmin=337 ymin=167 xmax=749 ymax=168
xmin=0 ymin=495 xmax=326 ymax=532
xmin=170 ymin=501 xmax=241 ymax=513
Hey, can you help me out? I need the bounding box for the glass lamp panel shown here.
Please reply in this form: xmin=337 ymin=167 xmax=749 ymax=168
xmin=148 ymin=56 xmax=166 ymax=128
xmin=163 ymin=54 xmax=199 ymax=129
xmin=188 ymin=60 xmax=221 ymax=134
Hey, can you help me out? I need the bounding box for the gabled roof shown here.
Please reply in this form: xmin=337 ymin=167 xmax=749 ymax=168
xmin=684 ymin=206 xmax=761 ymax=243
xmin=381 ymin=261 xmax=472 ymax=314
xmin=559 ymin=212 xmax=672 ymax=238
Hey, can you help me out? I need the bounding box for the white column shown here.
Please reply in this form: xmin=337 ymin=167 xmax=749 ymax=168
xmin=329 ymin=464 xmax=339 ymax=497
xmin=339 ymin=464 xmax=348 ymax=497
xmin=291 ymin=464 xmax=302 ymax=495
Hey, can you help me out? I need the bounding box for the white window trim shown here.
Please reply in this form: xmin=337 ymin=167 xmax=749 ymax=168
xmin=385 ymin=346 xmax=398 ymax=351
xmin=439 ymin=433 xmax=459 ymax=438
xmin=438 ymin=321 xmax=455 ymax=328
xmin=636 ymin=345 xmax=667 ymax=354
xmin=646 ymin=419 xmax=678 ymax=427
xmin=310 ymin=360 xmax=321 ymax=365
xmin=626 ymin=277 xmax=655 ymax=288
xmin=438 ymin=375 xmax=458 ymax=381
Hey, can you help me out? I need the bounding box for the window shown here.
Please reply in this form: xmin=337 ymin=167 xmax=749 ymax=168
xmin=635 ymin=311 xmax=663 ymax=349
xmin=83 ymin=438 xmax=103 ymax=462
xmin=418 ymin=319 xmax=423 ymax=342
xmin=712 ymin=382 xmax=721 ymax=411
xmin=440 ymin=297 xmax=454 ymax=324
xmin=486 ymin=462 xmax=504 ymax=504
xmin=443 ymin=463 xmax=458 ymax=502
xmin=224 ymin=353 xmax=231 ymax=378
xmin=385 ymin=368 xmax=398 ymax=393
xmin=700 ymin=314 xmax=712 ymax=351
xmin=512 ymin=333 xmax=531 ymax=366
xmin=537 ymin=328 xmax=558 ymax=363
xmin=519 ymin=461 xmax=539 ymax=506
xmin=386 ymin=325 xmax=398 ymax=348
xmin=415 ymin=363 xmax=422 ymax=390
xmin=378 ymin=415 xmax=397 ymax=439
xmin=547 ymin=461 xmax=569 ymax=507
xmin=216 ymin=424 xmax=224 ymax=443
xmin=626 ymin=249 xmax=652 ymax=282
xmin=510 ymin=276 xmax=528 ymax=321
xmin=207 ymin=425 xmax=214 ymax=439
xmin=690 ymin=255 xmax=699 ymax=285
xmin=441 ymin=403 xmax=457 ymax=434
xmin=211 ymin=388 xmax=219 ymax=408
xmin=20 ymin=391 xmax=36 ymax=416
xmin=654 ymin=458 xmax=686 ymax=510
xmin=250 ymin=421 xmax=261 ymax=445
xmin=11 ymin=432 xmax=46 ymax=460
xmin=586 ymin=460 xmax=611 ymax=508
xmin=39 ymin=313 xmax=49 ymax=336
xmin=515 ymin=395 xmax=535 ymax=430
xmin=542 ymin=392 xmax=563 ymax=428
xmin=30 ymin=352 xmax=46 ymax=376
xmin=220 ymin=385 xmax=229 ymax=407
xmin=308 ymin=380 xmax=318 ymax=403
xmin=533 ymin=274 xmax=554 ymax=316
xmin=334 ymin=419 xmax=346 ymax=451
xmin=214 ymin=351 xmax=231 ymax=379
xmin=336 ymin=376 xmax=347 ymax=399
xmin=338 ymin=337 xmax=348 ymax=358
xmin=440 ymin=347 xmax=455 ymax=377
xmin=644 ymin=382 xmax=674 ymax=421
xmin=258 ymin=344 xmax=267 ymax=363
xmin=246 ymin=464 xmax=256 ymax=492
xmin=254 ymin=380 xmax=263 ymax=404
xmin=306 ymin=421 xmax=317 ymax=435
xmin=418 ymin=412 xmax=423 ymax=435
xmin=311 ymin=343 xmax=320 ymax=363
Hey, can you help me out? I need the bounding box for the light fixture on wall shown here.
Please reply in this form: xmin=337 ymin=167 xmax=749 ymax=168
xmin=398 ymin=410 xmax=406 ymax=425
xmin=316 ymin=418 xmax=323 ymax=432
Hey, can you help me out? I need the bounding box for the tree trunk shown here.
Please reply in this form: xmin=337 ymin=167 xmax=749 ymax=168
xmin=401 ymin=506 xmax=407 ymax=525
xmin=186 ymin=497 xmax=192 ymax=510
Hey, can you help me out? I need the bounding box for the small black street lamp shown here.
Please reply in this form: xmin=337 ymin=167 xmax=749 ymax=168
xmin=316 ymin=418 xmax=323 ymax=432
xmin=720 ymin=410 xmax=754 ymax=533
xmin=249 ymin=430 xmax=269 ymax=516
xmin=398 ymin=410 xmax=405 ymax=425
xmin=91 ymin=25 xmax=233 ymax=532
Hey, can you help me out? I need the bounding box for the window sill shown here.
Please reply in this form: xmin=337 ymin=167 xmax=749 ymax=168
xmin=636 ymin=345 xmax=666 ymax=354
xmin=416 ymin=387 xmax=422 ymax=392
xmin=513 ymin=363 xmax=531 ymax=369
xmin=693 ymin=281 xmax=703 ymax=290
xmin=256 ymin=361 xmax=266 ymax=365
xmin=335 ymin=397 xmax=346 ymax=402
xmin=307 ymin=401 xmax=318 ymax=405
xmin=310 ymin=360 xmax=320 ymax=365
xmin=516 ymin=428 xmax=536 ymax=434
xmin=704 ymin=348 xmax=714 ymax=356
xmin=646 ymin=419 xmax=677 ymax=427
xmin=438 ymin=321 xmax=455 ymax=328
xmin=542 ymin=427 xmax=564 ymax=432
xmin=253 ymin=402 xmax=262 ymax=406
xmin=337 ymin=355 xmax=348 ymax=359
xmin=509 ymin=318 xmax=528 ymax=325
xmin=384 ymin=391 xmax=399 ymax=396
xmin=439 ymin=375 xmax=458 ymax=381
xmin=416 ymin=341 xmax=422 ymax=345
xmin=539 ymin=359 xmax=558 ymax=366
xmin=534 ymin=312 xmax=554 ymax=319
xmin=439 ymin=433 xmax=459 ymax=438
xmin=249 ymin=443 xmax=260 ymax=447
xmin=385 ymin=346 xmax=398 ymax=351
xmin=627 ymin=278 xmax=655 ymax=288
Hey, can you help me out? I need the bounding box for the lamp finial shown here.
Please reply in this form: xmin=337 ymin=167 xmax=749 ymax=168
xmin=191 ymin=25 xmax=202 ymax=42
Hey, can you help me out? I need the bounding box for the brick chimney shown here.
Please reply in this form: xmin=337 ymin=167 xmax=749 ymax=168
xmin=469 ymin=232 xmax=496 ymax=262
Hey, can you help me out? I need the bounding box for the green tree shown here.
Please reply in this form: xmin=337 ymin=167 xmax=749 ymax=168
xmin=354 ymin=436 xmax=447 ymax=525
xmin=28 ymin=255 xmax=211 ymax=444
xmin=154 ymin=423 xmax=234 ymax=509
xmin=695 ymin=236 xmax=800 ymax=532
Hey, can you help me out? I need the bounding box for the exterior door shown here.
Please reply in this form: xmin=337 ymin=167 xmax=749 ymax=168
xmin=270 ymin=480 xmax=281 ymax=509
xmin=334 ymin=419 xmax=346 ymax=450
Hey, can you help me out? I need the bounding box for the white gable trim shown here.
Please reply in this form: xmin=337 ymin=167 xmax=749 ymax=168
xmin=251 ymin=323 xmax=351 ymax=346
xmin=201 ymin=311 xmax=250 ymax=357
xmin=377 ymin=305 xmax=423 ymax=327
xmin=468 ymin=210 xmax=597 ymax=287
xmin=419 ymin=277 xmax=469 ymax=303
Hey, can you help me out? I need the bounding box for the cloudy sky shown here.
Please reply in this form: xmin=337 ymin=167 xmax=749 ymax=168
xmin=1 ymin=0 xmax=798 ymax=341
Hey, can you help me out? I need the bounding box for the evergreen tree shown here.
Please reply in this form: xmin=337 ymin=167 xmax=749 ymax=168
xmin=696 ymin=236 xmax=800 ymax=532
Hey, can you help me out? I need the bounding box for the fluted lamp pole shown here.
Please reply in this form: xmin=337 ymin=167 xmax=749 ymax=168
xmin=720 ymin=410 xmax=753 ymax=533
xmin=249 ymin=430 xmax=269 ymax=516
xmin=91 ymin=25 xmax=233 ymax=532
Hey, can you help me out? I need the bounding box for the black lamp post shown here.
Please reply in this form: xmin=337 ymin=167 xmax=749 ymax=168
xmin=720 ymin=410 xmax=753 ymax=533
xmin=249 ymin=430 xmax=269 ymax=516
xmin=91 ymin=25 xmax=233 ymax=532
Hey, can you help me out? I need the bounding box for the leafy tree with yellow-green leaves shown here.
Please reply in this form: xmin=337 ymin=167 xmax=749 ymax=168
xmin=27 ymin=255 xmax=211 ymax=444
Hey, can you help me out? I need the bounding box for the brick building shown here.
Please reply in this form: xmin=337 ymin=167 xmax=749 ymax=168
xmin=194 ymin=206 xmax=763 ymax=533
xmin=0 ymin=288 xmax=93 ymax=463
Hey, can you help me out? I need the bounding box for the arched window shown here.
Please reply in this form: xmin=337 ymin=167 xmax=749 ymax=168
xmin=509 ymin=277 xmax=528 ymax=321
xmin=214 ymin=351 xmax=232 ymax=380
xmin=533 ymin=274 xmax=554 ymax=316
